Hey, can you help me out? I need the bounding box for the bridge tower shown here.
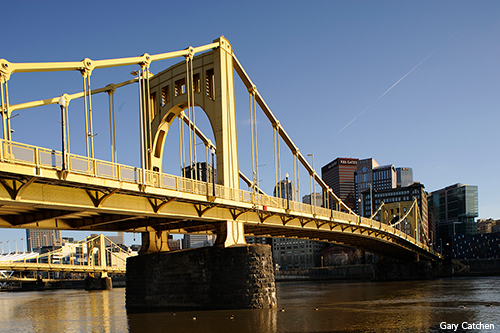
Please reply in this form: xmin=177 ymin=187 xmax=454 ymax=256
xmin=138 ymin=36 xmax=244 ymax=251
xmin=127 ymin=37 xmax=276 ymax=311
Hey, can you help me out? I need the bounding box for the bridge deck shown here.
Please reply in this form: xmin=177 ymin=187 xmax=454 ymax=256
xmin=0 ymin=140 xmax=441 ymax=262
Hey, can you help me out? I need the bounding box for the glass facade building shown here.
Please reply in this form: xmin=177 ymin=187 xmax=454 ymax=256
xmin=428 ymin=183 xmax=478 ymax=243
xmin=273 ymin=179 xmax=296 ymax=201
xmin=396 ymin=167 xmax=413 ymax=188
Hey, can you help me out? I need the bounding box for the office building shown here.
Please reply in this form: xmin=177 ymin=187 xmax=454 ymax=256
xmin=182 ymin=162 xmax=216 ymax=182
xmin=362 ymin=182 xmax=431 ymax=246
xmin=428 ymin=183 xmax=478 ymax=244
xmin=302 ymin=193 xmax=323 ymax=207
xmin=108 ymin=232 xmax=125 ymax=245
xmin=321 ymin=157 xmax=358 ymax=211
xmin=273 ymin=178 xmax=295 ymax=201
xmin=270 ymin=180 xmax=325 ymax=269
xmin=372 ymin=164 xmax=397 ymax=191
xmin=272 ymin=238 xmax=327 ymax=270
xmin=182 ymin=234 xmax=214 ymax=249
xmin=354 ymin=158 xmax=379 ymax=214
xmin=477 ymin=219 xmax=500 ymax=234
xmin=396 ymin=167 xmax=413 ymax=188
xmin=452 ymin=233 xmax=500 ymax=259
xmin=26 ymin=229 xmax=62 ymax=252
xmin=245 ymin=236 xmax=271 ymax=245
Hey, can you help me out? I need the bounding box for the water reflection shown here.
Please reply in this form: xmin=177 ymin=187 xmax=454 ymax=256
xmin=0 ymin=278 xmax=499 ymax=332
xmin=128 ymin=308 xmax=277 ymax=333
xmin=0 ymin=289 xmax=128 ymax=333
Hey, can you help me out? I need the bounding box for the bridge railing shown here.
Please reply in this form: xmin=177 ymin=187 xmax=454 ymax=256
xmin=0 ymin=139 xmax=438 ymax=256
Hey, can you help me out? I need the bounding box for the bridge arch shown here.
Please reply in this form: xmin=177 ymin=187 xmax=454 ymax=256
xmin=147 ymin=37 xmax=239 ymax=188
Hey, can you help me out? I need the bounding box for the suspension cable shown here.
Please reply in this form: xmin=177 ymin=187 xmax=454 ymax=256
xmin=111 ymin=91 xmax=116 ymax=162
xmin=87 ymin=74 xmax=95 ymax=159
xmin=295 ymin=151 xmax=300 ymax=200
xmin=82 ymin=73 xmax=90 ymax=158
xmin=65 ymin=100 xmax=71 ymax=155
xmin=277 ymin=128 xmax=281 ymax=198
xmin=178 ymin=117 xmax=184 ymax=177
xmin=3 ymin=81 xmax=12 ymax=141
xmin=253 ymin=90 xmax=259 ymax=193
xmin=293 ymin=154 xmax=297 ymax=200
xmin=0 ymin=80 xmax=7 ymax=140
xmin=250 ymin=91 xmax=256 ymax=192
xmin=145 ymin=67 xmax=152 ymax=170
xmin=108 ymin=90 xmax=116 ymax=163
xmin=273 ymin=127 xmax=278 ymax=196
xmin=185 ymin=58 xmax=194 ymax=179
xmin=190 ymin=57 xmax=197 ymax=180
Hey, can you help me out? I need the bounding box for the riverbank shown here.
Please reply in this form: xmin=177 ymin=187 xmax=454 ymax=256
xmin=275 ymin=258 xmax=500 ymax=281
xmin=3 ymin=258 xmax=500 ymax=291
xmin=0 ymin=275 xmax=126 ymax=292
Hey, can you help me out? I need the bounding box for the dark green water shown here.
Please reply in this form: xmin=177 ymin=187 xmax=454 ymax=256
xmin=0 ymin=278 xmax=499 ymax=332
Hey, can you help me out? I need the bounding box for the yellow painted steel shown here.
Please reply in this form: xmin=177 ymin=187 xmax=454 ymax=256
xmin=0 ymin=138 xmax=440 ymax=261
xmin=0 ymin=235 xmax=130 ymax=274
xmin=0 ymin=37 xmax=441 ymax=261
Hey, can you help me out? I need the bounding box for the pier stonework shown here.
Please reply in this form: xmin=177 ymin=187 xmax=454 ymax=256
xmin=125 ymin=244 xmax=277 ymax=312
xmin=84 ymin=276 xmax=113 ymax=290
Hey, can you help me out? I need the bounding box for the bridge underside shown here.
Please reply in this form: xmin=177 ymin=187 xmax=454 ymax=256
xmin=0 ymin=167 xmax=439 ymax=262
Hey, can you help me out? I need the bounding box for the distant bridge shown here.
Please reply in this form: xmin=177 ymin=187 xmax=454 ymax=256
xmin=0 ymin=234 xmax=130 ymax=275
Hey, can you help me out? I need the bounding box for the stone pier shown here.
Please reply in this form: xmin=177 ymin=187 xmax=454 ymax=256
xmin=126 ymin=244 xmax=277 ymax=312
xmin=84 ymin=276 xmax=113 ymax=290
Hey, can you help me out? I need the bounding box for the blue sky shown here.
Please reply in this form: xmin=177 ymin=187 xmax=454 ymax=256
xmin=1 ymin=1 xmax=499 ymax=248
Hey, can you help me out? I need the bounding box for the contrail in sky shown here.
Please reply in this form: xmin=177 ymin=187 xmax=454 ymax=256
xmin=332 ymin=11 xmax=481 ymax=139
xmin=332 ymin=47 xmax=439 ymax=139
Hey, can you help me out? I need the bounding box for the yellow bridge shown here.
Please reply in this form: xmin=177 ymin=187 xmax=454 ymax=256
xmin=0 ymin=37 xmax=441 ymax=262
xmin=0 ymin=234 xmax=130 ymax=275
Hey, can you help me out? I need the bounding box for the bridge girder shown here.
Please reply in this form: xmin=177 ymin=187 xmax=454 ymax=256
xmin=0 ymin=168 xmax=440 ymax=261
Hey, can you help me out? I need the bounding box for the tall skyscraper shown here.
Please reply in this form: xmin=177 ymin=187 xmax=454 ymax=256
xmin=428 ymin=183 xmax=478 ymax=244
xmin=396 ymin=167 xmax=413 ymax=188
xmin=372 ymin=164 xmax=397 ymax=191
xmin=273 ymin=178 xmax=295 ymax=201
xmin=26 ymin=229 xmax=62 ymax=252
xmin=354 ymin=158 xmax=379 ymax=214
xmin=321 ymin=157 xmax=358 ymax=211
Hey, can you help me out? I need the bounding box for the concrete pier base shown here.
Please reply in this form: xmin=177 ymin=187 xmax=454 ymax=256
xmin=126 ymin=244 xmax=277 ymax=312
xmin=84 ymin=276 xmax=113 ymax=290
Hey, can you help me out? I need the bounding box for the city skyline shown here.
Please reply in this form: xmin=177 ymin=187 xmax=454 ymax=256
xmin=1 ymin=1 xmax=499 ymax=246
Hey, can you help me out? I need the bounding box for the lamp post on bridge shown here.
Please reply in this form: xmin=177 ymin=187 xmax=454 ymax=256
xmin=307 ymin=154 xmax=316 ymax=215
xmin=58 ymin=95 xmax=68 ymax=171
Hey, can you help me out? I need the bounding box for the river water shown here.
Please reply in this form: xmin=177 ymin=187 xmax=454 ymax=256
xmin=0 ymin=277 xmax=499 ymax=333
